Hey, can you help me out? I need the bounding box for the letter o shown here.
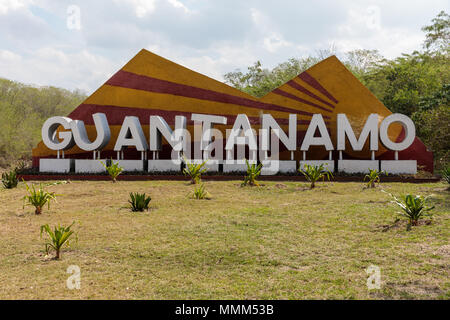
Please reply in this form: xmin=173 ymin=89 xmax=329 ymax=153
xmin=379 ymin=114 xmax=415 ymax=151
xmin=42 ymin=116 xmax=75 ymax=150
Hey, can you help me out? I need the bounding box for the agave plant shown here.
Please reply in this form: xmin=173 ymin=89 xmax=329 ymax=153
xmin=364 ymin=169 xmax=387 ymax=188
xmin=183 ymin=157 xmax=208 ymax=184
xmin=383 ymin=191 xmax=435 ymax=227
xmin=442 ymin=166 xmax=450 ymax=186
xmin=192 ymin=184 xmax=211 ymax=200
xmin=129 ymin=192 xmax=151 ymax=212
xmin=242 ymin=159 xmax=263 ymax=187
xmin=298 ymin=163 xmax=333 ymax=189
xmin=40 ymin=222 xmax=77 ymax=260
xmin=2 ymin=170 xmax=18 ymax=189
xmin=23 ymin=181 xmax=58 ymax=215
xmin=101 ymin=160 xmax=123 ymax=183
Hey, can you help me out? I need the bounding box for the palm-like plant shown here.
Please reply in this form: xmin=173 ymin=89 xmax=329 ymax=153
xmin=23 ymin=181 xmax=58 ymax=215
xmin=183 ymin=157 xmax=208 ymax=184
xmin=129 ymin=192 xmax=151 ymax=211
xmin=40 ymin=222 xmax=77 ymax=259
xmin=242 ymin=159 xmax=263 ymax=187
xmin=101 ymin=160 xmax=123 ymax=183
xmin=2 ymin=170 xmax=18 ymax=189
xmin=364 ymin=169 xmax=387 ymax=188
xmin=192 ymin=184 xmax=211 ymax=200
xmin=298 ymin=163 xmax=333 ymax=189
xmin=383 ymin=191 xmax=435 ymax=227
xmin=442 ymin=166 xmax=450 ymax=186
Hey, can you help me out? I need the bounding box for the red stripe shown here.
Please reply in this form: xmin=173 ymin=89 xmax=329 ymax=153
xmin=298 ymin=72 xmax=338 ymax=104
xmin=272 ymin=88 xmax=333 ymax=113
xmin=106 ymin=70 xmax=330 ymax=119
xmin=69 ymin=104 xmax=330 ymax=126
xmin=287 ymin=80 xmax=336 ymax=109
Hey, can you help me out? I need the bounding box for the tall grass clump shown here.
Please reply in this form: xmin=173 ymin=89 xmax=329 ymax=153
xmin=2 ymin=170 xmax=18 ymax=189
xmin=129 ymin=192 xmax=151 ymax=212
xmin=183 ymin=157 xmax=208 ymax=184
xmin=298 ymin=163 xmax=333 ymax=189
xmin=101 ymin=160 xmax=123 ymax=183
xmin=364 ymin=169 xmax=387 ymax=188
xmin=40 ymin=222 xmax=77 ymax=260
xmin=242 ymin=159 xmax=263 ymax=187
xmin=23 ymin=181 xmax=58 ymax=215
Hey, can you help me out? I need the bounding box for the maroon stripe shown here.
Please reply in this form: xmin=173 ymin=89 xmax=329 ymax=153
xmin=69 ymin=104 xmax=330 ymax=126
xmin=106 ymin=70 xmax=330 ymax=119
xmin=287 ymin=80 xmax=336 ymax=109
xmin=272 ymin=88 xmax=333 ymax=113
xmin=298 ymin=72 xmax=338 ymax=104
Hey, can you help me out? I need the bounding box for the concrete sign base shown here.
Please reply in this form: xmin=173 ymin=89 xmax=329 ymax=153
xmin=39 ymin=159 xmax=73 ymax=173
xmin=148 ymin=160 xmax=182 ymax=172
xmin=381 ymin=160 xmax=417 ymax=174
xmin=299 ymin=160 xmax=334 ymax=172
xmin=338 ymin=160 xmax=379 ymax=174
xmin=75 ymin=159 xmax=106 ymax=173
xmin=261 ymin=160 xmax=297 ymax=175
xmin=223 ymin=160 xmax=257 ymax=173
xmin=117 ymin=160 xmax=145 ymax=172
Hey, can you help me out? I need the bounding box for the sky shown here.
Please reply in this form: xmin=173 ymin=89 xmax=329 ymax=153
xmin=0 ymin=0 xmax=448 ymax=94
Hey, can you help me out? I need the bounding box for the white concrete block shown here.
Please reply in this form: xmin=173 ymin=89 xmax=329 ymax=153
xmin=189 ymin=159 xmax=220 ymax=172
xmin=39 ymin=159 xmax=73 ymax=173
xmin=223 ymin=160 xmax=257 ymax=173
xmin=299 ymin=160 xmax=334 ymax=172
xmin=75 ymin=159 xmax=106 ymax=173
xmin=261 ymin=160 xmax=297 ymax=175
xmin=338 ymin=160 xmax=379 ymax=174
xmin=381 ymin=160 xmax=417 ymax=174
xmin=117 ymin=160 xmax=145 ymax=172
xmin=148 ymin=160 xmax=181 ymax=172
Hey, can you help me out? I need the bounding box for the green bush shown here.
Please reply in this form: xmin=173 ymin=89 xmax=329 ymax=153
xmin=101 ymin=160 xmax=123 ymax=183
xmin=298 ymin=163 xmax=333 ymax=189
xmin=40 ymin=222 xmax=77 ymax=260
xmin=129 ymin=192 xmax=151 ymax=212
xmin=23 ymin=181 xmax=58 ymax=215
xmin=364 ymin=169 xmax=387 ymax=188
xmin=383 ymin=191 xmax=434 ymax=228
xmin=242 ymin=159 xmax=263 ymax=187
xmin=2 ymin=170 xmax=18 ymax=189
xmin=442 ymin=165 xmax=450 ymax=185
xmin=183 ymin=157 xmax=208 ymax=184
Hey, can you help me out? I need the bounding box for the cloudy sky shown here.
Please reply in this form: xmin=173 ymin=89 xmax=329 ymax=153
xmin=0 ymin=0 xmax=448 ymax=94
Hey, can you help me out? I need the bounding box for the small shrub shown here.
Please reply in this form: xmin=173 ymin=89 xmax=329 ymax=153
xmin=298 ymin=163 xmax=333 ymax=189
xmin=442 ymin=166 xmax=450 ymax=186
xmin=383 ymin=191 xmax=435 ymax=228
xmin=101 ymin=160 xmax=123 ymax=183
xmin=129 ymin=192 xmax=151 ymax=212
xmin=242 ymin=159 xmax=263 ymax=187
xmin=40 ymin=222 xmax=77 ymax=260
xmin=23 ymin=181 xmax=58 ymax=215
xmin=183 ymin=157 xmax=208 ymax=184
xmin=2 ymin=170 xmax=18 ymax=189
xmin=192 ymin=184 xmax=211 ymax=200
xmin=364 ymin=169 xmax=387 ymax=188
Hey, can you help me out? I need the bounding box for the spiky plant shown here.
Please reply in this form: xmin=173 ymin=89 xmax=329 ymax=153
xmin=40 ymin=222 xmax=77 ymax=260
xmin=364 ymin=169 xmax=387 ymax=188
xmin=383 ymin=191 xmax=435 ymax=227
xmin=442 ymin=166 xmax=450 ymax=186
xmin=101 ymin=160 xmax=123 ymax=183
xmin=192 ymin=184 xmax=211 ymax=200
xmin=2 ymin=170 xmax=18 ymax=189
xmin=298 ymin=163 xmax=333 ymax=189
xmin=183 ymin=157 xmax=208 ymax=184
xmin=242 ymin=159 xmax=263 ymax=187
xmin=23 ymin=181 xmax=58 ymax=215
xmin=129 ymin=192 xmax=151 ymax=212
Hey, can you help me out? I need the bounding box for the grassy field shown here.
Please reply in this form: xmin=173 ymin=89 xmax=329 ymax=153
xmin=0 ymin=179 xmax=448 ymax=299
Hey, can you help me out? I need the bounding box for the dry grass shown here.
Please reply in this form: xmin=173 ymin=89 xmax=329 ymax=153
xmin=0 ymin=179 xmax=448 ymax=299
